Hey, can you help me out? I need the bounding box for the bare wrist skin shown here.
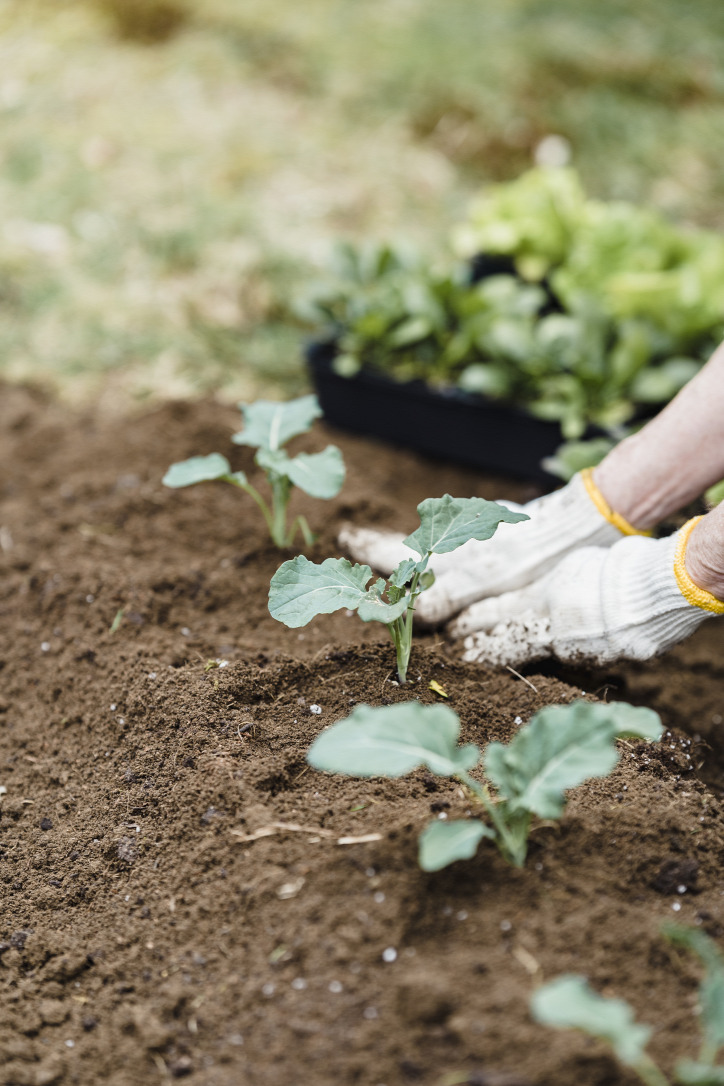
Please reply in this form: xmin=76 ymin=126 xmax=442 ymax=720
xmin=592 ymin=344 xmax=724 ymax=531
xmin=684 ymin=505 xmax=724 ymax=602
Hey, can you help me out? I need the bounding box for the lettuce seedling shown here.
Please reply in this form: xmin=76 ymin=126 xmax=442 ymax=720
xmin=163 ymin=395 xmax=344 ymax=549
xmin=531 ymin=926 xmax=724 ymax=1086
xmin=306 ymin=699 xmax=662 ymax=868
xmin=268 ymin=495 xmax=528 ymax=683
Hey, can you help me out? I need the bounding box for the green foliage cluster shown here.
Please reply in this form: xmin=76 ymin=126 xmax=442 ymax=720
xmin=268 ymin=494 xmax=527 ymax=683
xmin=299 ymin=169 xmax=724 ymax=439
xmin=163 ymin=395 xmax=344 ymax=548
xmin=532 ymin=926 xmax=724 ymax=1086
xmin=306 ymin=699 xmax=663 ymax=869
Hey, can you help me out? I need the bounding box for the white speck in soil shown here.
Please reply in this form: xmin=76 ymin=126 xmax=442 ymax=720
xmin=677 ymin=885 xmax=687 ymax=894
xmin=366 ymin=868 xmax=376 ymax=877
xmin=291 ymin=978 xmax=307 ymax=990
xmin=40 ymin=642 xmax=50 ymax=652
xmin=110 ymin=704 xmax=116 ymax=711
xmin=309 ymin=704 xmax=322 ymax=715
xmin=181 ymin=627 xmax=190 ymax=636
xmin=228 ymin=1034 xmax=244 ymax=1046
xmin=514 ymin=716 xmax=522 ymax=725
xmin=65 ymin=1040 xmax=75 ymax=1048
xmin=672 ymin=902 xmax=682 ymax=911
xmin=442 ymin=906 xmax=453 ymax=916
xmin=382 ymin=947 xmax=397 ymax=963
xmin=500 ymin=920 xmax=512 ymax=932
xmin=297 ymin=633 xmax=305 ymax=640
xmin=535 ymin=863 xmax=543 ymax=871
xmin=148 ymin=672 xmax=157 ymax=679
xmin=85 ymin=594 xmax=94 ymax=603
xmin=373 ymin=892 xmax=385 ymax=904
xmin=262 ymin=983 xmax=275 ymax=997
xmin=457 ymin=911 xmax=468 ymax=921
xmin=363 ymin=1007 xmax=378 ymax=1019
xmin=437 ymin=812 xmax=448 ymax=820
xmin=328 ymin=980 xmax=343 ymax=993
xmin=118 ymin=717 xmax=125 ymax=725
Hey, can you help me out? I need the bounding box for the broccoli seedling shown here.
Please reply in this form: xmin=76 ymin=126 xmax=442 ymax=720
xmin=306 ymin=699 xmax=663 ymax=868
xmin=163 ymin=395 xmax=345 ymax=549
xmin=531 ymin=926 xmax=724 ymax=1086
xmin=268 ymin=494 xmax=528 ymax=683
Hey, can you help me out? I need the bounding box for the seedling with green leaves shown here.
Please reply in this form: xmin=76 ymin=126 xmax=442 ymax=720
xmin=268 ymin=494 xmax=528 ymax=683
xmin=531 ymin=925 xmax=724 ymax=1086
xmin=163 ymin=395 xmax=344 ymax=549
xmin=306 ymin=699 xmax=663 ymax=868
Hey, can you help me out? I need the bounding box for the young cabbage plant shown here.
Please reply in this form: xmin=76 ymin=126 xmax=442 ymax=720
xmin=306 ymin=699 xmax=663 ymax=869
xmin=531 ymin=926 xmax=724 ymax=1086
xmin=163 ymin=395 xmax=344 ymax=549
xmin=268 ymin=494 xmax=528 ymax=683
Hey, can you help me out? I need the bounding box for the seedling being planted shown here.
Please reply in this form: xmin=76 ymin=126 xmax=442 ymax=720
xmin=306 ymin=699 xmax=663 ymax=868
xmin=268 ymin=494 xmax=527 ymax=683
xmin=531 ymin=925 xmax=724 ymax=1086
xmin=163 ymin=395 xmax=345 ymax=549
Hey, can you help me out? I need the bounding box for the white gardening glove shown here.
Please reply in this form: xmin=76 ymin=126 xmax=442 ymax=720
xmin=453 ymin=516 xmax=724 ymax=667
xmin=339 ymin=470 xmax=647 ymax=627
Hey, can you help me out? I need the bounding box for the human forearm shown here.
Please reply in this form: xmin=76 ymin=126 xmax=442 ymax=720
xmin=685 ymin=501 xmax=724 ymax=602
xmin=594 ymin=344 xmax=724 ymax=529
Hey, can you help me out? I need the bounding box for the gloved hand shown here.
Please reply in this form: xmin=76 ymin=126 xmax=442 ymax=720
xmin=453 ymin=516 xmax=724 ymax=667
xmin=339 ymin=470 xmax=648 ymax=627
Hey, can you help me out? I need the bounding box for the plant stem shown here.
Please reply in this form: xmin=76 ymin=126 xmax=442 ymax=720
xmin=458 ymin=770 xmax=526 ymax=866
xmin=228 ymin=476 xmax=276 ymax=541
xmin=633 ymin=1057 xmax=670 ymax=1086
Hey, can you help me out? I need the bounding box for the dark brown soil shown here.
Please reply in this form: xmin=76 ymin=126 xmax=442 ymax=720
xmin=1 ymin=384 xmax=723 ymax=1086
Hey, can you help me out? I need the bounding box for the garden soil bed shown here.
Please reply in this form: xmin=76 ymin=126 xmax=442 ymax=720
xmin=1 ymin=383 xmax=723 ymax=1086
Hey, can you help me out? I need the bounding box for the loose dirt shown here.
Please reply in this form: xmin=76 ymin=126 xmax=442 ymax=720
xmin=1 ymin=384 xmax=723 ymax=1086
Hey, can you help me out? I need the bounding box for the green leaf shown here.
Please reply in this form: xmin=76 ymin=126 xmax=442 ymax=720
xmin=357 ymin=591 xmax=409 ymax=624
xmin=403 ymin=495 xmax=529 ymax=557
xmin=675 ymin=1061 xmax=724 ymax=1085
xmin=664 ymin=927 xmax=724 ymax=1055
xmin=530 ymin=975 xmax=652 ymax=1067
xmin=389 ymin=558 xmax=417 ymax=589
xmin=232 ymin=395 xmax=322 ymax=451
xmin=286 ymin=446 xmax=345 ymax=499
xmin=485 ymin=701 xmax=662 ymax=819
xmin=268 ymin=556 xmax=373 ymax=628
xmin=163 ymin=453 xmax=231 ymax=488
xmin=307 ymin=702 xmax=480 ymax=779
xmin=418 ymin=819 xmax=494 ymax=871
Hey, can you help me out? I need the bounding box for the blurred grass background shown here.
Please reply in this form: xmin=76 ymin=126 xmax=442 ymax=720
xmin=1 ymin=0 xmax=724 ymax=407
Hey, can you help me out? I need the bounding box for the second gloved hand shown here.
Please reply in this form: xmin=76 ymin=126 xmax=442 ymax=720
xmin=452 ymin=518 xmax=724 ymax=668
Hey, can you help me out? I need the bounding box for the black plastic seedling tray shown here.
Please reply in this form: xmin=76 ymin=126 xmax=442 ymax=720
xmin=307 ymin=342 xmax=569 ymax=484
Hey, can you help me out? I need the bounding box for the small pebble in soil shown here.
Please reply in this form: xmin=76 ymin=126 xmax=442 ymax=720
xmin=382 ymin=948 xmax=397 ymax=963
xmin=437 ymin=812 xmax=448 ymax=820
xmin=672 ymin=902 xmax=682 ymax=911
xmin=40 ymin=818 xmax=53 ymax=830
xmin=181 ymin=628 xmax=191 ymax=637
xmin=309 ymin=704 xmax=322 ymax=715
xmin=366 ymin=868 xmax=376 ymax=877
xmin=262 ymin=983 xmax=275 ymax=997
xmin=65 ymin=1040 xmax=75 ymax=1048
xmin=457 ymin=911 xmax=468 ymax=921
xmin=82 ymin=1017 xmax=98 ymax=1032
xmin=228 ymin=1034 xmax=244 ymax=1046
xmin=148 ymin=672 xmax=157 ymax=679
xmin=41 ymin=642 xmax=50 ymax=652
xmin=86 ymin=594 xmax=94 ymax=602
xmin=363 ymin=1007 xmax=378 ymax=1020
xmin=329 ymin=981 xmax=343 ymax=993
xmin=514 ymin=716 xmax=522 ymax=725
xmin=291 ymin=978 xmax=307 ymax=991
xmin=169 ymin=1056 xmax=193 ymax=1078
xmin=500 ymin=920 xmax=512 ymax=932
xmin=373 ymin=892 xmax=385 ymax=904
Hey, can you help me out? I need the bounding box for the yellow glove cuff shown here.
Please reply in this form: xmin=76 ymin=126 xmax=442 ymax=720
xmin=580 ymin=469 xmax=653 ymax=538
xmin=674 ymin=516 xmax=724 ymax=614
